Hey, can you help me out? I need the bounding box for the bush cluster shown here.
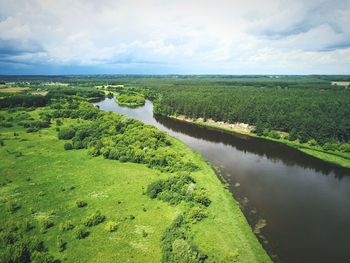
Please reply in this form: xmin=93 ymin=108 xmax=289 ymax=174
xmin=56 ymin=105 xmax=197 ymax=173
xmin=146 ymin=175 xmax=211 ymax=207
xmin=84 ymin=210 xmax=106 ymax=227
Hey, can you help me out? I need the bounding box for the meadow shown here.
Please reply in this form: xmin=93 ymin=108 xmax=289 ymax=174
xmin=0 ymin=91 xmax=269 ymax=262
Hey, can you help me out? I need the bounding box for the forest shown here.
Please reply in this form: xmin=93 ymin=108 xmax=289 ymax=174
xmin=144 ymin=79 xmax=350 ymax=146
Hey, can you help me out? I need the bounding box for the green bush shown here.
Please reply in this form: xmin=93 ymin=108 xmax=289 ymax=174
xmin=6 ymin=201 xmax=20 ymax=213
xmin=29 ymin=251 xmax=57 ymax=263
xmin=104 ymin=221 xmax=119 ymax=232
xmin=60 ymin=221 xmax=75 ymax=232
xmin=76 ymin=200 xmax=87 ymax=208
xmin=322 ymin=142 xmax=338 ymax=152
xmin=55 ymin=119 xmax=63 ymax=126
xmin=307 ymin=139 xmax=318 ymax=146
xmin=84 ymin=210 xmax=106 ymax=227
xmin=267 ymin=130 xmax=281 ymax=139
xmin=58 ymin=127 xmax=75 ymax=140
xmin=64 ymin=142 xmax=73 ymax=150
xmin=146 ymin=175 xmax=211 ymax=206
xmin=41 ymin=219 xmax=54 ymax=231
xmin=56 ymin=236 xmax=66 ymax=252
xmin=75 ymin=228 xmax=89 ymax=239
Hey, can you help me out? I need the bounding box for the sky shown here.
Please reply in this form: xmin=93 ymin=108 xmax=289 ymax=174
xmin=0 ymin=0 xmax=350 ymax=75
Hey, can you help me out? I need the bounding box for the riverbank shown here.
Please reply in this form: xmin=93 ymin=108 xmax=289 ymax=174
xmin=167 ymin=115 xmax=350 ymax=169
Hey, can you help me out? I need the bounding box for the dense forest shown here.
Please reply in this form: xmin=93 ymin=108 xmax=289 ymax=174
xmin=151 ymin=85 xmax=350 ymax=145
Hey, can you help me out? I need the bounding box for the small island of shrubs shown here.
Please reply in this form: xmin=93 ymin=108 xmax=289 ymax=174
xmin=116 ymin=91 xmax=145 ymax=107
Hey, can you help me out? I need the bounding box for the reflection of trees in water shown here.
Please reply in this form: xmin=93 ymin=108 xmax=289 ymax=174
xmin=154 ymin=115 xmax=349 ymax=179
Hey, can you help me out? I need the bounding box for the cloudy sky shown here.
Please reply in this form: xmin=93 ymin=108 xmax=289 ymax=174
xmin=0 ymin=0 xmax=349 ymax=74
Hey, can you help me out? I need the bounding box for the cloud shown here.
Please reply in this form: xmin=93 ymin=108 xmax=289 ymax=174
xmin=0 ymin=0 xmax=349 ymax=74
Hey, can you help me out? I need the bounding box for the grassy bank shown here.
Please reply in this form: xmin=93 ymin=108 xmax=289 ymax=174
xmin=168 ymin=115 xmax=350 ymax=169
xmin=0 ymin=107 xmax=270 ymax=262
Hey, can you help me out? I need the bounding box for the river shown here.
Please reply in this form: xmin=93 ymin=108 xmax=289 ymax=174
xmin=95 ymin=97 xmax=350 ymax=263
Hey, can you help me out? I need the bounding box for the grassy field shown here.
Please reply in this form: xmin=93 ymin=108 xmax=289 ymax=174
xmin=0 ymin=108 xmax=270 ymax=262
xmin=0 ymin=87 xmax=29 ymax=94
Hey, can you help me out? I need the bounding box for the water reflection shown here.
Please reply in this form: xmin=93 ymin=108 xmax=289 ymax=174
xmin=154 ymin=115 xmax=349 ymax=179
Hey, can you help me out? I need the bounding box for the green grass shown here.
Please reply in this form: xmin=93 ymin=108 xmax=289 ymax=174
xmin=0 ymin=109 xmax=270 ymax=262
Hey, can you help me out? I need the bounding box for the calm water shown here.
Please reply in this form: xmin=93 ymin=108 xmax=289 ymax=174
xmin=95 ymin=98 xmax=350 ymax=263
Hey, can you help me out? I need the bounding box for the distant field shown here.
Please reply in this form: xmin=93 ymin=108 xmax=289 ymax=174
xmin=331 ymin=81 xmax=350 ymax=86
xmin=0 ymin=87 xmax=29 ymax=93
xmin=29 ymin=90 xmax=49 ymax=96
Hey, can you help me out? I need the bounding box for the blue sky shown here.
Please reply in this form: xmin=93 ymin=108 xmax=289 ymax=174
xmin=0 ymin=0 xmax=350 ymax=75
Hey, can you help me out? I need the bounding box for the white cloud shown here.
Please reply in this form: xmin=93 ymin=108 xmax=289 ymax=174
xmin=0 ymin=0 xmax=349 ymax=74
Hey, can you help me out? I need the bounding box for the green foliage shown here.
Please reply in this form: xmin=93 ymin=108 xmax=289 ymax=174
xmin=56 ymin=236 xmax=66 ymax=252
xmin=0 ymin=94 xmax=50 ymax=108
xmin=116 ymin=92 xmax=145 ymax=107
xmin=64 ymin=142 xmax=73 ymax=150
xmin=322 ymin=142 xmax=339 ymax=152
xmin=267 ymin=130 xmax=280 ymax=139
xmin=54 ymin=104 xmax=196 ymax=173
xmin=55 ymin=119 xmax=63 ymax=126
xmin=76 ymin=200 xmax=87 ymax=208
xmin=161 ymin=215 xmax=207 ymax=263
xmin=146 ymin=175 xmax=211 ymax=207
xmin=75 ymin=228 xmax=89 ymax=239
xmin=0 ymin=227 xmax=58 ymax=263
xmin=105 ymin=221 xmax=119 ymax=232
xmin=149 ymin=77 xmax=350 ymax=145
xmin=308 ymin=139 xmax=318 ymax=146
xmin=84 ymin=210 xmax=106 ymax=227
xmin=60 ymin=221 xmax=75 ymax=232
xmin=58 ymin=127 xmax=75 ymax=140
xmin=6 ymin=200 xmax=21 ymax=213
xmin=31 ymin=251 xmax=57 ymax=262
xmin=41 ymin=219 xmax=54 ymax=231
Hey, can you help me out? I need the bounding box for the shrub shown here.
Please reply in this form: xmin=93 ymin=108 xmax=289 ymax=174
xmin=14 ymin=151 xmax=22 ymax=157
xmin=58 ymin=127 xmax=75 ymax=140
xmin=75 ymin=228 xmax=89 ymax=239
xmin=64 ymin=142 xmax=73 ymax=150
xmin=76 ymin=200 xmax=87 ymax=208
xmin=142 ymin=230 xmax=148 ymax=238
xmin=41 ymin=219 xmax=54 ymax=231
xmin=186 ymin=207 xmax=208 ymax=224
xmin=308 ymin=139 xmax=318 ymax=146
xmin=60 ymin=221 xmax=74 ymax=232
xmin=30 ymin=251 xmax=57 ymax=263
xmin=340 ymin=143 xmax=350 ymax=152
xmin=56 ymin=236 xmax=66 ymax=252
xmin=84 ymin=211 xmax=106 ymax=227
xmin=267 ymin=130 xmax=281 ymax=139
xmin=55 ymin=119 xmax=63 ymax=126
xmin=128 ymin=215 xmax=135 ymax=220
xmin=104 ymin=221 xmax=119 ymax=232
xmin=6 ymin=201 xmax=20 ymax=213
xmin=72 ymin=140 xmax=84 ymax=149
xmin=288 ymin=128 xmax=298 ymax=141
xmin=146 ymin=175 xmax=210 ymax=207
xmin=323 ymin=142 xmax=338 ymax=152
